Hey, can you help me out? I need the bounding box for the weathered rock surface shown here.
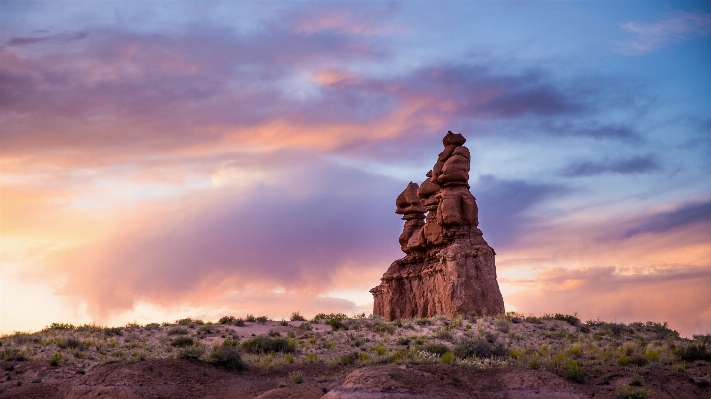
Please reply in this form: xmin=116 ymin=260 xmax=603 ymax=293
xmin=371 ymin=131 xmax=505 ymax=319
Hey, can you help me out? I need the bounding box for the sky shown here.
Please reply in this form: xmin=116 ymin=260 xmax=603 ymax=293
xmin=1 ymin=1 xmax=710 ymax=337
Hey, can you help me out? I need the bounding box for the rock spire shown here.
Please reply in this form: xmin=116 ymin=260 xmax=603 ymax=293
xmin=370 ymin=131 xmax=505 ymax=319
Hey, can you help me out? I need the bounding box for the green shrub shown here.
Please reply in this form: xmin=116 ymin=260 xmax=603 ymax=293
xmin=524 ymin=316 xmax=542 ymax=324
xmin=240 ymin=336 xmax=295 ymax=354
xmin=372 ymin=323 xmax=395 ymax=334
xmin=198 ymin=323 xmax=217 ymax=334
xmin=423 ymin=343 xmax=450 ymax=356
xmin=552 ymin=314 xmax=580 ymax=326
xmin=290 ymin=370 xmax=304 ymax=384
xmin=222 ymin=337 xmax=240 ymax=347
xmin=675 ymin=343 xmax=711 ymax=361
xmin=495 ymin=318 xmax=511 ymax=333
xmin=210 ymin=345 xmax=244 ymax=370
xmin=453 ymin=337 xmax=508 ymax=359
xmin=328 ymin=315 xmax=347 ymax=331
xmin=178 ymin=344 xmax=205 ymax=359
xmin=103 ymin=327 xmax=123 ymax=337
xmin=414 ymin=318 xmax=432 ymax=326
xmin=442 ymin=352 xmax=454 ymax=365
xmin=290 ymin=312 xmax=306 ymax=321
xmin=49 ymin=353 xmax=63 ymax=367
xmin=564 ymin=359 xmax=585 ymax=383
xmin=306 ymin=353 xmax=318 ymax=362
xmin=246 ymin=314 xmax=256 ymax=322
xmin=1 ymin=348 xmax=27 ymax=362
xmin=255 ymin=316 xmax=268 ymax=324
xmin=397 ymin=337 xmax=411 ymax=346
xmin=58 ymin=336 xmax=86 ymax=350
xmin=167 ymin=327 xmax=189 ymax=335
xmin=234 ymin=318 xmax=245 ymax=327
xmin=145 ymin=323 xmax=160 ymax=329
xmin=340 ymin=352 xmax=358 ymax=365
xmin=170 ymin=337 xmax=195 ymax=347
xmin=268 ymin=330 xmax=281 ymax=337
xmin=219 ymin=316 xmax=236 ymax=325
xmin=616 ymin=384 xmax=651 ymax=399
xmin=373 ymin=343 xmax=387 ymax=356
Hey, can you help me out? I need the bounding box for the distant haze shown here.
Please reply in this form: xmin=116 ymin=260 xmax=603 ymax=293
xmin=1 ymin=1 xmax=710 ymax=337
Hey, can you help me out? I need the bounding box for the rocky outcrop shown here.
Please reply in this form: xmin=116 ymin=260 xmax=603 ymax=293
xmin=371 ymin=131 xmax=505 ymax=320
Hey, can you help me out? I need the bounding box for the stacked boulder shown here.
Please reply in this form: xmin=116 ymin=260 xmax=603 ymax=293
xmin=371 ymin=132 xmax=505 ymax=320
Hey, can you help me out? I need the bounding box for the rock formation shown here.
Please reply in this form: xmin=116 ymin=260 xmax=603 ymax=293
xmin=371 ymin=131 xmax=505 ymax=320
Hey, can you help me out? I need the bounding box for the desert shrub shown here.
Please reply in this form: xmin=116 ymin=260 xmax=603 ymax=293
xmin=222 ymin=337 xmax=240 ymax=347
xmin=145 ymin=323 xmax=160 ymax=329
xmin=219 ymin=316 xmax=236 ymax=325
xmin=167 ymin=327 xmax=189 ymax=336
xmin=278 ymin=319 xmax=289 ymax=326
xmin=495 ymin=318 xmax=511 ymax=333
xmin=198 ymin=323 xmax=217 ymax=334
xmin=11 ymin=333 xmax=37 ymax=345
xmin=170 ymin=337 xmax=195 ymax=347
xmin=414 ymin=318 xmax=432 ymax=326
xmin=529 ymin=358 xmax=541 ymax=369
xmin=453 ymin=337 xmax=508 ymax=359
xmin=240 ymin=336 xmax=295 ymax=354
xmin=597 ymin=322 xmax=630 ymax=336
xmin=693 ymin=334 xmax=711 ymax=345
xmin=372 ymin=322 xmax=395 ymax=334
xmin=564 ymin=359 xmax=585 ymax=383
xmin=289 ymin=370 xmax=304 ymax=384
xmin=442 ymin=352 xmax=454 ymax=365
xmin=565 ymin=344 xmax=583 ymax=358
xmin=505 ymin=312 xmax=523 ymax=323
xmin=210 ymin=345 xmax=244 ymax=370
xmin=340 ymin=352 xmax=358 ymax=365
xmin=675 ymin=343 xmax=711 ymax=361
xmin=176 ymin=318 xmax=195 ymax=326
xmin=552 ymin=314 xmax=580 ymax=326
xmin=255 ymin=316 xmax=268 ymax=324
xmin=297 ymin=322 xmax=313 ymax=332
xmin=103 ymin=327 xmax=123 ymax=337
xmin=268 ymin=330 xmax=281 ymax=337
xmin=616 ymin=384 xmax=651 ymax=399
xmin=423 ymin=343 xmax=450 ymax=356
xmin=306 ymin=353 xmax=318 ymax=363
xmin=1 ymin=348 xmax=27 ymax=362
xmin=525 ymin=316 xmax=542 ymax=324
xmin=178 ymin=344 xmax=205 ymax=359
xmin=44 ymin=323 xmax=75 ymax=331
xmin=396 ymin=337 xmax=411 ymax=346
xmin=245 ymin=314 xmax=256 ymax=322
xmin=58 ymin=336 xmax=86 ymax=351
xmin=49 ymin=353 xmax=63 ymax=367
xmin=373 ymin=343 xmax=387 ymax=356
xmin=436 ymin=329 xmax=454 ymax=341
xmin=234 ymin=318 xmax=245 ymax=327
xmin=327 ymin=315 xmax=347 ymax=331
xmin=290 ymin=312 xmax=306 ymax=321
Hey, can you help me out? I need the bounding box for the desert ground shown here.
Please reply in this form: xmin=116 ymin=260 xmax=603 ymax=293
xmin=1 ymin=312 xmax=709 ymax=398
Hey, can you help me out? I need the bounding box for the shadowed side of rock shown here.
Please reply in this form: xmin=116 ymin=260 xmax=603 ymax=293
xmin=371 ymin=131 xmax=505 ymax=320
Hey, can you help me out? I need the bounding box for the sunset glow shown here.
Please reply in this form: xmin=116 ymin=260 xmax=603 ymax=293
xmin=1 ymin=1 xmax=710 ymax=337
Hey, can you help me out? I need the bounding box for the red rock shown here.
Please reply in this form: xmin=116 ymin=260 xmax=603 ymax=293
xmin=371 ymin=131 xmax=505 ymax=319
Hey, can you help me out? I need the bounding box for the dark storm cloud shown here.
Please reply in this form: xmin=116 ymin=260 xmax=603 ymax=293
xmin=623 ymin=200 xmax=711 ymax=238
xmin=563 ymin=155 xmax=660 ymax=177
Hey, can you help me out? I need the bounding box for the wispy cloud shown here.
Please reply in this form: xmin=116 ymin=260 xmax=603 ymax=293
xmin=562 ymin=155 xmax=660 ymax=177
xmin=615 ymin=10 xmax=711 ymax=55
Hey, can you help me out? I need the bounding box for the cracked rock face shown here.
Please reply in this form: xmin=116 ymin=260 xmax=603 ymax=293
xmin=371 ymin=131 xmax=505 ymax=320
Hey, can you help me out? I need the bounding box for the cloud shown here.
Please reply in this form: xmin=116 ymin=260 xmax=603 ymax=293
xmin=623 ymin=200 xmax=711 ymax=238
xmin=38 ymin=157 xmax=403 ymax=320
xmin=473 ymin=175 xmax=569 ymax=248
xmin=616 ymin=10 xmax=711 ymax=55
xmin=506 ymin=264 xmax=711 ymax=337
xmin=5 ymin=31 xmax=88 ymax=46
xmin=563 ymin=155 xmax=660 ymax=177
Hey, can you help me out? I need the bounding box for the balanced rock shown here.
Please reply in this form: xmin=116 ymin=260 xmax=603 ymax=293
xmin=370 ymin=131 xmax=505 ymax=319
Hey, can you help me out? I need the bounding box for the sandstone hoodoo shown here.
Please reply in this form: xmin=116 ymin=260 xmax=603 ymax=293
xmin=371 ymin=131 xmax=505 ymax=320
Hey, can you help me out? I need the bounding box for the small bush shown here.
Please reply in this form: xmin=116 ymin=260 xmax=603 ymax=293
xmin=240 ymin=336 xmax=295 ymax=354
xmin=2 ymin=348 xmax=27 ymax=362
xmin=219 ymin=316 xmax=236 ymax=325
xmin=442 ymin=352 xmax=454 ymax=365
xmin=552 ymin=314 xmax=580 ymax=326
xmin=414 ymin=318 xmax=432 ymax=326
xmin=495 ymin=318 xmax=511 ymax=333
xmin=454 ymin=337 xmax=508 ymax=359
xmin=616 ymin=384 xmax=651 ymax=399
xmin=246 ymin=314 xmax=256 ymax=322
xmin=255 ymin=316 xmax=268 ymax=324
xmin=564 ymin=359 xmax=585 ymax=383
xmin=307 ymin=353 xmax=318 ymax=362
xmin=167 ymin=327 xmax=189 ymax=335
xmin=297 ymin=322 xmax=313 ymax=332
xmin=397 ymin=337 xmax=411 ymax=346
xmin=675 ymin=343 xmax=711 ymax=361
xmin=423 ymin=343 xmax=450 ymax=356
xmin=290 ymin=312 xmax=306 ymax=321
xmin=372 ymin=323 xmax=395 ymax=334
xmin=103 ymin=327 xmax=123 ymax=337
xmin=222 ymin=337 xmax=240 ymax=347
xmin=340 ymin=352 xmax=357 ymax=365
xmin=328 ymin=315 xmax=347 ymax=331
xmin=58 ymin=336 xmax=86 ymax=350
xmin=178 ymin=344 xmax=205 ymax=359
xmin=170 ymin=337 xmax=195 ymax=347
xmin=373 ymin=343 xmax=387 ymax=356
xmin=278 ymin=319 xmax=289 ymax=326
xmin=49 ymin=353 xmax=63 ymax=367
xmin=524 ymin=316 xmax=542 ymax=324
xmin=234 ymin=318 xmax=245 ymax=327
xmin=198 ymin=323 xmax=217 ymax=334
xmin=145 ymin=323 xmax=160 ymax=329
xmin=268 ymin=330 xmax=281 ymax=337
xmin=290 ymin=370 xmax=304 ymax=384
xmin=210 ymin=345 xmax=244 ymax=370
